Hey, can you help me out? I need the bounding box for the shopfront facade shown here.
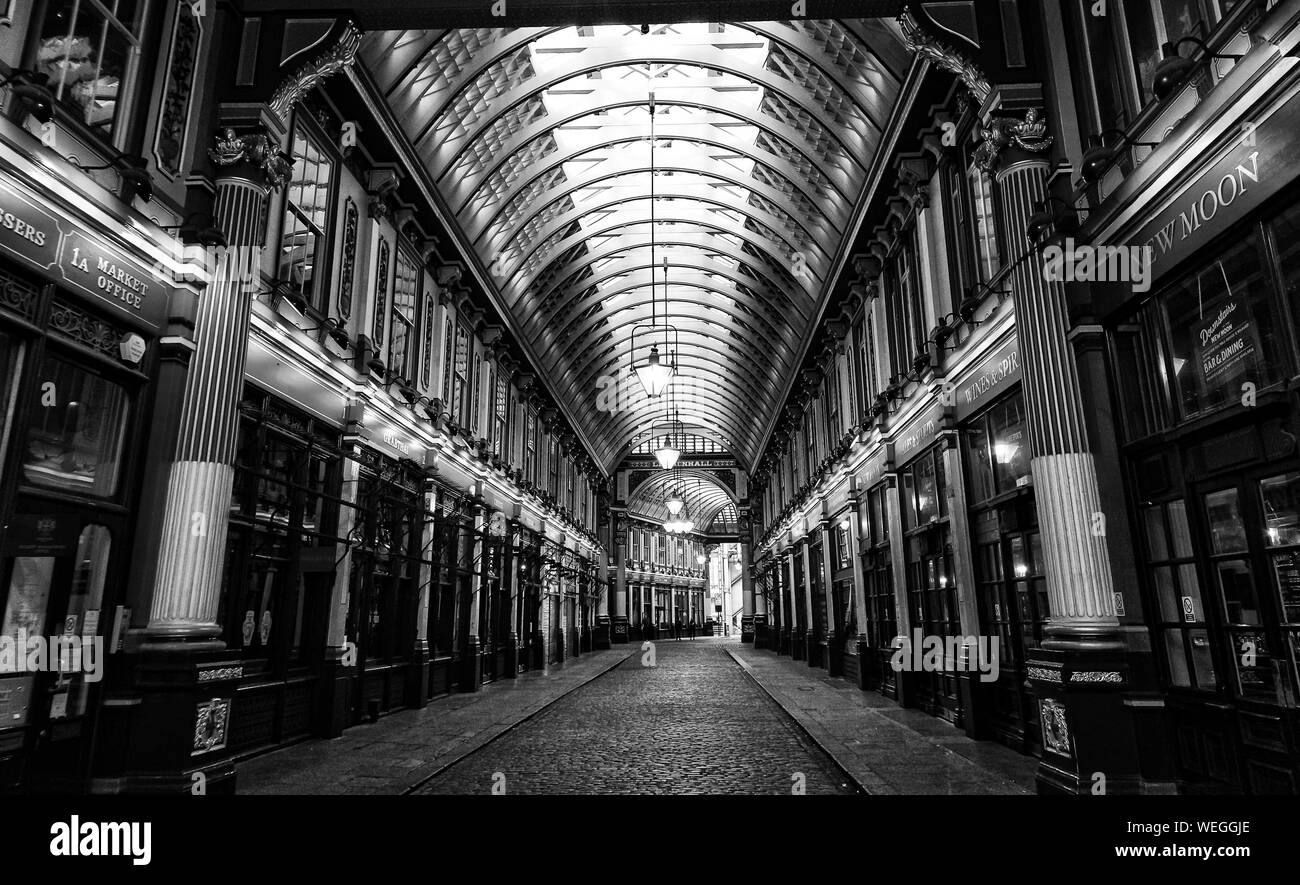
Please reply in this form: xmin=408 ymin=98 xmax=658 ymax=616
xmin=1087 ymin=82 xmax=1300 ymax=793
xmin=0 ymin=108 xmax=195 ymax=790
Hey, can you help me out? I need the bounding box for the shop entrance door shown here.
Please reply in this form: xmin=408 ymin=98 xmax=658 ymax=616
xmin=907 ymin=530 xmax=962 ymax=725
xmin=1177 ymin=472 xmax=1300 ymax=793
xmin=0 ymin=500 xmax=124 ymax=792
xmin=972 ymin=499 xmax=1046 ymax=756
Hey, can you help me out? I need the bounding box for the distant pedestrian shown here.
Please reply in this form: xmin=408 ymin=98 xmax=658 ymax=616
xmin=688 ymin=621 xmax=697 ymax=640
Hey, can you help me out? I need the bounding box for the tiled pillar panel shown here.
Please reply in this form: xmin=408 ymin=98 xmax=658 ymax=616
xmin=996 ymin=145 xmax=1141 ymax=794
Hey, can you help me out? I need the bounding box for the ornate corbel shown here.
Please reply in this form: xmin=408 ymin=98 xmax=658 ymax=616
xmin=207 ymin=127 xmax=295 ymax=190
xmin=268 ymin=21 xmax=363 ymax=125
xmin=897 ymin=7 xmax=991 ymax=105
xmin=972 ymin=107 xmax=1054 ymax=173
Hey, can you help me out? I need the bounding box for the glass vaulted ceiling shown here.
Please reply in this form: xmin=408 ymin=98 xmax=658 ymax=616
xmin=362 ymin=21 xmax=904 ymax=471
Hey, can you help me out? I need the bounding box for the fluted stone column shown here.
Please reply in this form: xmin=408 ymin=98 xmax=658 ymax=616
xmin=144 ymin=161 xmax=274 ymax=646
xmin=846 ymin=490 xmax=872 ymax=689
xmin=992 ymin=115 xmax=1137 ymax=793
xmin=461 ymin=501 xmax=486 ymax=691
xmin=995 ymin=149 xmax=1119 ymax=648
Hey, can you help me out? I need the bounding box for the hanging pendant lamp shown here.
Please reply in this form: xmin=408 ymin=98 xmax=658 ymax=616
xmin=630 ymin=90 xmax=678 ymax=398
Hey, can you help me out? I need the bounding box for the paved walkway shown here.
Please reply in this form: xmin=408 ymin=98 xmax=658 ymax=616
xmin=239 ymin=637 xmax=1038 ymax=795
xmin=413 ymin=636 xmax=855 ymax=795
xmin=237 ymin=647 xmax=632 ymax=794
xmin=728 ymin=644 xmax=1037 ymax=795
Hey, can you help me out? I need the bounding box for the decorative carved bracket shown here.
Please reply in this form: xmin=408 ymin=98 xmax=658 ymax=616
xmin=897 ymin=7 xmax=991 ymax=105
xmin=268 ymin=21 xmax=363 ymax=125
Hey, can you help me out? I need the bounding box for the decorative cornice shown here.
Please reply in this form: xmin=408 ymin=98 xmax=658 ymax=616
xmin=268 ymin=21 xmax=363 ymax=125
xmin=897 ymin=7 xmax=991 ymax=105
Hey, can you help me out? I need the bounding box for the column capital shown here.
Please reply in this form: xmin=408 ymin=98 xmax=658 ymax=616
xmin=207 ymin=126 xmax=293 ymax=191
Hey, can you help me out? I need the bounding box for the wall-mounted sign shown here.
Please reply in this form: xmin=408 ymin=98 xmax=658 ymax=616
xmin=1096 ymin=89 xmax=1300 ymax=318
xmin=0 ymin=178 xmax=58 ymax=269
xmin=955 ymin=336 xmax=1022 ymax=421
xmin=0 ymin=176 xmax=175 ymax=330
xmin=60 ymin=230 xmax=168 ymax=328
xmin=892 ymin=401 xmax=944 ymax=466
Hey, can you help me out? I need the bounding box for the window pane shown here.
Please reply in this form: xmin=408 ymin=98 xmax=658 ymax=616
xmin=990 ymin=395 xmax=1030 ymax=494
xmin=278 ymin=122 xmax=334 ymax=305
xmin=1168 ymin=499 xmax=1194 ymax=558
xmin=1143 ymin=505 xmax=1169 ymax=561
xmin=1165 ymin=235 xmax=1285 ymax=419
xmin=1216 ymin=559 xmax=1261 ymax=625
xmin=965 ymin=419 xmax=995 ymax=505
xmin=1261 ymin=472 xmax=1300 ymax=548
xmin=1188 ymin=628 xmax=1217 ymax=689
xmin=1205 ymin=488 xmax=1247 ymax=554
xmin=22 ymin=354 xmax=129 ymax=497
xmin=36 ymin=0 xmax=139 ymax=138
xmin=1164 ymin=630 xmax=1192 ymax=687
xmin=1153 ymin=566 xmax=1180 ymax=621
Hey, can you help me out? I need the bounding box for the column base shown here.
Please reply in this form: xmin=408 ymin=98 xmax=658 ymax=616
xmin=314 ymin=652 xmax=357 ymax=738
xmin=459 ymin=637 xmax=482 ymax=693
xmin=791 ymin=631 xmax=805 ymax=661
xmin=1026 ymin=647 xmax=1144 ymax=795
xmin=611 ymin=616 xmax=629 ymax=644
xmin=504 ymin=633 xmax=519 ymax=676
xmin=91 ymin=644 xmax=245 ymax=795
xmin=806 ymin=630 xmax=821 ymax=668
xmin=827 ymin=640 xmax=844 ymax=677
xmin=405 ymin=639 xmax=431 ymax=708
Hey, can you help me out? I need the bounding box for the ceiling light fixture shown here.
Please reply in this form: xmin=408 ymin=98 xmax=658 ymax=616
xmin=630 ymin=90 xmax=678 ymax=399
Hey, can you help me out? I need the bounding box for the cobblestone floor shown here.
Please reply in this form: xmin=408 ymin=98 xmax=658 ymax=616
xmin=412 ymin=637 xmax=857 ymax=795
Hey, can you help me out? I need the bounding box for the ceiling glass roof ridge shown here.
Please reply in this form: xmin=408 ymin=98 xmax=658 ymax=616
xmin=361 ymin=18 xmax=905 ymax=469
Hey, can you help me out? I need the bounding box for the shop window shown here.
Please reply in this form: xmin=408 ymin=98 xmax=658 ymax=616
xmin=968 ymin=164 xmax=1001 ymax=285
xmin=470 ymin=352 xmax=481 ymax=432
xmin=441 ymin=319 xmax=453 ymax=406
xmin=21 ymin=353 xmax=128 ymax=498
xmin=389 ymin=246 xmax=420 ymax=382
xmin=1165 ymin=234 xmax=1287 ymax=419
xmin=1260 ymin=473 xmax=1300 ymax=694
xmin=451 ymin=325 xmax=469 ymax=424
xmin=1110 ymin=304 xmax=1173 ymax=441
xmin=1203 ymin=487 xmax=1275 ymax=699
xmin=966 ymin=394 xmax=1032 ymax=503
xmin=1269 ymin=200 xmax=1300 ymax=322
xmin=277 ymin=118 xmax=336 ymax=308
xmin=0 ymin=331 xmax=22 ymax=487
xmin=524 ymin=407 xmax=536 ymax=483
xmin=31 ymin=0 xmax=147 ymax=142
xmin=1068 ymin=0 xmax=1227 ymax=129
xmin=221 ymin=394 xmax=343 ymax=671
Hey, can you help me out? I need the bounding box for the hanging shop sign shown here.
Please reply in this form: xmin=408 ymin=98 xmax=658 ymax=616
xmin=1191 ymin=297 xmax=1259 ymax=393
xmin=0 ymin=175 xmax=174 ymax=330
xmin=892 ymin=401 xmax=944 ymax=467
xmin=954 ymin=336 xmax=1022 ymax=421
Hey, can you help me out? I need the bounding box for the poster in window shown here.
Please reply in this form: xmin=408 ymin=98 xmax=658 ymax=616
xmin=2 ymin=556 xmax=55 ymax=639
xmin=1192 ymin=297 xmax=1259 ymax=395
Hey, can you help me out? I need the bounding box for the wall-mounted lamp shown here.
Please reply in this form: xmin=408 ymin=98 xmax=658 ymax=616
xmin=162 ymin=213 xmax=227 ymax=249
xmin=1080 ymin=129 xmax=1160 ymax=185
xmin=1152 ymin=36 xmax=1243 ymax=102
xmin=73 ymin=151 xmax=154 ymax=203
xmin=1026 ymin=196 xmax=1081 ymax=243
xmin=1 ymin=70 xmax=54 ymax=124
